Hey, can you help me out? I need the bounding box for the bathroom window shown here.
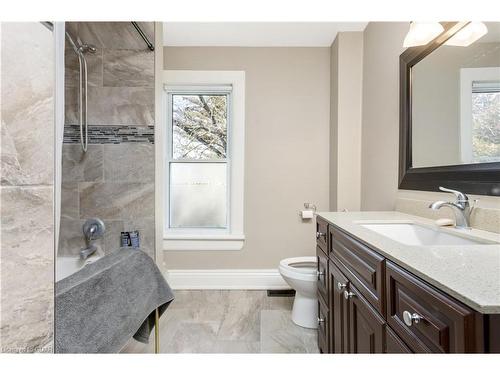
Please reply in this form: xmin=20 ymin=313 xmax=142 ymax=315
xmin=162 ymin=71 xmax=245 ymax=250
xmin=460 ymin=67 xmax=500 ymax=164
xmin=168 ymin=91 xmax=230 ymax=229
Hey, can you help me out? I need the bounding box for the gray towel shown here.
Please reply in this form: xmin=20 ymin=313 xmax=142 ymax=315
xmin=55 ymin=248 xmax=174 ymax=353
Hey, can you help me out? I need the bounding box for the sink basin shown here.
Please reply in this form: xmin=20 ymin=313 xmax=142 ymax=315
xmin=360 ymin=223 xmax=492 ymax=246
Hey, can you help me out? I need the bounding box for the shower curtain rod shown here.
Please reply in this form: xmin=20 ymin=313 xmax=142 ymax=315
xmin=131 ymin=22 xmax=155 ymax=51
xmin=42 ymin=22 xmax=154 ymax=52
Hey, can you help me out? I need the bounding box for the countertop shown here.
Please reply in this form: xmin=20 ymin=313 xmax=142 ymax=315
xmin=316 ymin=211 xmax=500 ymax=314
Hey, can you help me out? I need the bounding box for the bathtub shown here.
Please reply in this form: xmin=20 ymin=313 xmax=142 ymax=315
xmin=56 ymin=257 xmax=87 ymax=282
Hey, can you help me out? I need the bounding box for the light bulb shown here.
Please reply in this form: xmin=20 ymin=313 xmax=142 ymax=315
xmin=444 ymin=22 xmax=488 ymax=47
xmin=403 ymin=22 xmax=444 ymax=48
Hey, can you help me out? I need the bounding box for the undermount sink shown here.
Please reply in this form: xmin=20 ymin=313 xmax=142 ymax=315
xmin=360 ymin=222 xmax=493 ymax=246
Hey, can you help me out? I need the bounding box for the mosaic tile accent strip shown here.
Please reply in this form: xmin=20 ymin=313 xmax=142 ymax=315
xmin=63 ymin=125 xmax=154 ymax=144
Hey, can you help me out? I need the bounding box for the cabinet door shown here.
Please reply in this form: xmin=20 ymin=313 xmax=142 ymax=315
xmin=316 ymin=217 xmax=328 ymax=252
xmin=347 ymin=285 xmax=385 ymax=353
xmin=385 ymin=326 xmax=412 ymax=353
xmin=317 ymin=246 xmax=329 ymax=304
xmin=317 ymin=294 xmax=329 ymax=354
xmin=329 ymin=261 xmax=349 ymax=353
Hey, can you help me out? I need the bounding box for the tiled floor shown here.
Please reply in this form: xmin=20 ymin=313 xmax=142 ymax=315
xmin=121 ymin=290 xmax=319 ymax=354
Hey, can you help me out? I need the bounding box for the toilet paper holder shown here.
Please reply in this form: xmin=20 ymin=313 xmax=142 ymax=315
xmin=299 ymin=203 xmax=317 ymax=220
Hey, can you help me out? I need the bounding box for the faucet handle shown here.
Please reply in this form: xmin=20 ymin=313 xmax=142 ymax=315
xmin=438 ymin=186 xmax=469 ymax=202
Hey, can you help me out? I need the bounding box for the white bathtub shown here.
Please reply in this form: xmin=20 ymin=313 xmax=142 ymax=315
xmin=56 ymin=257 xmax=85 ymax=282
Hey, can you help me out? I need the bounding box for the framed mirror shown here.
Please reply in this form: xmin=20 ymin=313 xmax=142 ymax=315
xmin=399 ymin=22 xmax=500 ymax=196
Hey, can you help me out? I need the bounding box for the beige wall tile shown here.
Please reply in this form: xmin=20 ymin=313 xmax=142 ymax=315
xmin=103 ymin=49 xmax=154 ymax=87
xmin=103 ymin=143 xmax=154 ymax=183
xmin=79 ymin=182 xmax=154 ymax=220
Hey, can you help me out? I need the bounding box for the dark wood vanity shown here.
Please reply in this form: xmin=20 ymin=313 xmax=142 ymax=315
xmin=315 ymin=216 xmax=500 ymax=354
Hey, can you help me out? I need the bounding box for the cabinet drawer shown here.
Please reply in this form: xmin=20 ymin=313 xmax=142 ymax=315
xmin=386 ymin=261 xmax=483 ymax=353
xmin=329 ymin=225 xmax=385 ymax=316
xmin=317 ymin=246 xmax=328 ymax=304
xmin=318 ymin=294 xmax=329 ymax=354
xmin=316 ymin=217 xmax=328 ymax=252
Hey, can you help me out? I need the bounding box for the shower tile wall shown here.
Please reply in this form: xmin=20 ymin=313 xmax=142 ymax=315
xmin=59 ymin=22 xmax=155 ymax=258
xmin=0 ymin=23 xmax=54 ymax=352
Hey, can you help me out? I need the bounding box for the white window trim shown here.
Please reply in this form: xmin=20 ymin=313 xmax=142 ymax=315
xmin=160 ymin=70 xmax=245 ymax=251
xmin=459 ymin=67 xmax=500 ymax=164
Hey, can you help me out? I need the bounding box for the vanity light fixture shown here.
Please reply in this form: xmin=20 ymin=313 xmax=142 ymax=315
xmin=444 ymin=22 xmax=488 ymax=47
xmin=403 ymin=22 xmax=444 ymax=48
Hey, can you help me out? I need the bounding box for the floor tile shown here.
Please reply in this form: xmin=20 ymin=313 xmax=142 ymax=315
xmin=260 ymin=310 xmax=319 ymax=353
xmin=120 ymin=290 xmax=318 ymax=354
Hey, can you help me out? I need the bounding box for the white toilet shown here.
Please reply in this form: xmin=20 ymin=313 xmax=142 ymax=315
xmin=278 ymin=256 xmax=318 ymax=329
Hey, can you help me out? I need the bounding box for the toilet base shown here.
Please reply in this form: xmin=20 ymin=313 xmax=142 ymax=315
xmin=291 ymin=292 xmax=318 ymax=329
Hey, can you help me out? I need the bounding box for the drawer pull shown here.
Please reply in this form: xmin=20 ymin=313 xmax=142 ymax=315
xmin=317 ymin=270 xmax=324 ymax=280
xmin=317 ymin=317 xmax=325 ymax=325
xmin=344 ymin=290 xmax=355 ymax=300
xmin=316 ymin=231 xmax=326 ymax=240
xmin=403 ymin=311 xmax=423 ymax=326
xmin=337 ymin=282 xmax=347 ymax=291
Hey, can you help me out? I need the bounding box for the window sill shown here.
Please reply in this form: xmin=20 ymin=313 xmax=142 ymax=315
xmin=163 ymin=234 xmax=245 ymax=251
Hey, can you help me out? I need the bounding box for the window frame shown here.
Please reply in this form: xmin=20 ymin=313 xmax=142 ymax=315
xmin=160 ymin=71 xmax=246 ymax=251
xmin=165 ymin=88 xmax=232 ymax=233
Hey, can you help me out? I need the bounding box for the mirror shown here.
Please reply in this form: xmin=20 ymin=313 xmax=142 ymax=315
xmin=411 ymin=22 xmax=500 ymax=168
xmin=399 ymin=22 xmax=500 ymax=196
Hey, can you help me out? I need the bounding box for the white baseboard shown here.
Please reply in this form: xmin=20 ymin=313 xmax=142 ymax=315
xmin=165 ymin=269 xmax=289 ymax=290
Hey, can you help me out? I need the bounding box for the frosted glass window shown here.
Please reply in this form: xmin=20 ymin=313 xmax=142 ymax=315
xmin=170 ymin=163 xmax=227 ymax=228
xmin=172 ymin=94 xmax=227 ymax=160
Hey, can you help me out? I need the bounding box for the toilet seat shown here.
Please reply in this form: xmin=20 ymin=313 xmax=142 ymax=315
xmin=279 ymin=256 xmax=317 ymax=282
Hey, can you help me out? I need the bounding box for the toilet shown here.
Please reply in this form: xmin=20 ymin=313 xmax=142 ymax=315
xmin=278 ymin=256 xmax=318 ymax=329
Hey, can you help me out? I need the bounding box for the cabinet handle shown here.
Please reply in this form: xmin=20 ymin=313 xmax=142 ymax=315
xmin=317 ymin=317 xmax=325 ymax=325
xmin=403 ymin=311 xmax=423 ymax=326
xmin=316 ymin=232 xmax=326 ymax=239
xmin=316 ymin=270 xmax=324 ymax=280
xmin=344 ymin=290 xmax=355 ymax=300
xmin=337 ymin=282 xmax=346 ymax=291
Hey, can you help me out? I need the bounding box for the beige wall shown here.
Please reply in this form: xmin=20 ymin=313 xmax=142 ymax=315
xmin=163 ymin=47 xmax=330 ymax=269
xmin=360 ymin=22 xmax=408 ymax=211
xmin=329 ymin=39 xmax=339 ymax=211
xmin=329 ymin=32 xmax=363 ymax=212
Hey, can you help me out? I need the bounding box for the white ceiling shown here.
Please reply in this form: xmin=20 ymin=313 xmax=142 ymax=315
xmin=163 ymin=22 xmax=368 ymax=47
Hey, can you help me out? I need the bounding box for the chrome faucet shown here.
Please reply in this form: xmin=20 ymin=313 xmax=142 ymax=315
xmin=429 ymin=187 xmax=472 ymax=229
xmin=80 ymin=218 xmax=105 ymax=260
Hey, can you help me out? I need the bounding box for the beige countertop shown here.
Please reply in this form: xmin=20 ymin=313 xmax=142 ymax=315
xmin=316 ymin=211 xmax=500 ymax=314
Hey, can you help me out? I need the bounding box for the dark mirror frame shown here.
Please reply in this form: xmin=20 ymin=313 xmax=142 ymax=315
xmin=399 ymin=22 xmax=500 ymax=196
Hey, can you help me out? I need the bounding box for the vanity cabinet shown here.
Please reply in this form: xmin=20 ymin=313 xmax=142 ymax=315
xmin=316 ymin=216 xmax=499 ymax=354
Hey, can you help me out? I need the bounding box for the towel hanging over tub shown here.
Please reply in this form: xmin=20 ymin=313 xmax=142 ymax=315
xmin=55 ymin=248 xmax=174 ymax=353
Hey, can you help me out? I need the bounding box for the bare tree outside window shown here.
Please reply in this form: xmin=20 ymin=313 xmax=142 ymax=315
xmin=471 ymin=91 xmax=500 ymax=163
xmin=172 ymin=94 xmax=227 ymax=160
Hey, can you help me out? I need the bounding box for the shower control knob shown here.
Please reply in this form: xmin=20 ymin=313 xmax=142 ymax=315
xmin=337 ymin=282 xmax=347 ymax=291
xmin=316 ymin=232 xmax=326 ymax=239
